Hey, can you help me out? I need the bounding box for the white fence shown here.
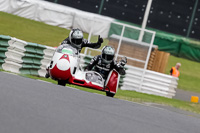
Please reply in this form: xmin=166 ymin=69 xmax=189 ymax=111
xmin=121 ymin=65 xmax=177 ymax=98
xmin=2 ymin=37 xmax=55 ymax=77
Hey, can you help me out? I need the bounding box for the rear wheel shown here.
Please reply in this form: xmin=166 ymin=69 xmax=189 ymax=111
xmin=58 ymin=80 xmax=66 ymax=86
xmin=106 ymin=92 xmax=115 ymax=97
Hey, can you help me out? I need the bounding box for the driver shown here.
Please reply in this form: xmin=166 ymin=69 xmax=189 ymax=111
xmin=45 ymin=28 xmax=103 ymax=78
xmin=85 ymin=46 xmax=126 ymax=79
xmin=61 ymin=28 xmax=103 ymax=53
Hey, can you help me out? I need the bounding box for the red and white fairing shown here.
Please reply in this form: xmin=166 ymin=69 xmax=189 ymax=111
xmin=105 ymin=70 xmax=120 ymax=94
xmin=48 ymin=46 xmax=78 ymax=81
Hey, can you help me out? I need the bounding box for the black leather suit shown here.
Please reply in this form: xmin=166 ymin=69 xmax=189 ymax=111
xmin=86 ymin=55 xmax=126 ymax=79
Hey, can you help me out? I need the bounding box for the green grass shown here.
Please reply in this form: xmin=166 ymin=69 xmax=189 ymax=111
xmin=165 ymin=55 xmax=200 ymax=93
xmin=1 ymin=11 xmax=200 ymax=114
xmin=0 ymin=11 xmax=108 ymax=56
xmin=115 ymin=90 xmax=200 ymax=114
xmin=0 ymin=11 xmax=107 ymax=49
xmin=0 ymin=12 xmax=67 ymax=47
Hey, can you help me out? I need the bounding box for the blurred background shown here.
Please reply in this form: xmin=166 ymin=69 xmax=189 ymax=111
xmin=45 ymin=0 xmax=200 ymax=40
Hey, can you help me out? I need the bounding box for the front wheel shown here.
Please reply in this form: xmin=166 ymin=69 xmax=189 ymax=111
xmin=106 ymin=92 xmax=115 ymax=97
xmin=58 ymin=80 xmax=66 ymax=86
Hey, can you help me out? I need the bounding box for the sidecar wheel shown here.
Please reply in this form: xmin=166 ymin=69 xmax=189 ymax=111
xmin=58 ymin=80 xmax=66 ymax=86
xmin=106 ymin=92 xmax=115 ymax=97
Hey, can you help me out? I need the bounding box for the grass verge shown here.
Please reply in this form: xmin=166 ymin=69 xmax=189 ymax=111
xmin=165 ymin=55 xmax=200 ymax=93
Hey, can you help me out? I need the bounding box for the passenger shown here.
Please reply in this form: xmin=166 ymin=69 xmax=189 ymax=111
xmin=85 ymin=46 xmax=126 ymax=80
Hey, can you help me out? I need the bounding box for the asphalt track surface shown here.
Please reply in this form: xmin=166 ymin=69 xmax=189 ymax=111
xmin=0 ymin=72 xmax=200 ymax=133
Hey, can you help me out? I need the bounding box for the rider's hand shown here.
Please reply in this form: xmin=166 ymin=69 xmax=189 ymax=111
xmin=121 ymin=60 xmax=126 ymax=66
xmin=97 ymin=35 xmax=103 ymax=44
xmin=120 ymin=57 xmax=127 ymax=66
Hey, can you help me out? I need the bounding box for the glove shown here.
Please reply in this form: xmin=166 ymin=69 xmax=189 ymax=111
xmin=121 ymin=60 xmax=126 ymax=66
xmin=97 ymin=35 xmax=103 ymax=44
xmin=118 ymin=67 xmax=126 ymax=75
xmin=120 ymin=57 xmax=127 ymax=66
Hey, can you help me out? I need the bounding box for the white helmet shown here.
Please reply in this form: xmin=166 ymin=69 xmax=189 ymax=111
xmin=101 ymin=46 xmax=115 ymax=64
xmin=69 ymin=28 xmax=83 ymax=49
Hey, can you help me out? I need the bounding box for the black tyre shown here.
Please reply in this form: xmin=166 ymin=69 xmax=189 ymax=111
xmin=45 ymin=73 xmax=50 ymax=78
xmin=58 ymin=80 xmax=66 ymax=86
xmin=106 ymin=92 xmax=115 ymax=97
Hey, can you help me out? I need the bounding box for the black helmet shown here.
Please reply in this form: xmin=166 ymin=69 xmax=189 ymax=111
xmin=69 ymin=28 xmax=83 ymax=49
xmin=101 ymin=46 xmax=115 ymax=64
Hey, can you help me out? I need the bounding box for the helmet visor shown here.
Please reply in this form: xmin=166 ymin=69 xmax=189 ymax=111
xmin=102 ymin=54 xmax=114 ymax=61
xmin=71 ymin=38 xmax=83 ymax=45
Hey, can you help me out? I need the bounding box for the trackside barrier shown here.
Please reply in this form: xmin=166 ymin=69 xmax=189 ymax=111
xmin=2 ymin=37 xmax=55 ymax=76
xmin=38 ymin=46 xmax=56 ymax=77
xmin=121 ymin=65 xmax=177 ymax=98
xmin=0 ymin=35 xmax=11 ymax=69
xmin=3 ymin=38 xmax=27 ymax=73
xmin=20 ymin=42 xmax=46 ymax=75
